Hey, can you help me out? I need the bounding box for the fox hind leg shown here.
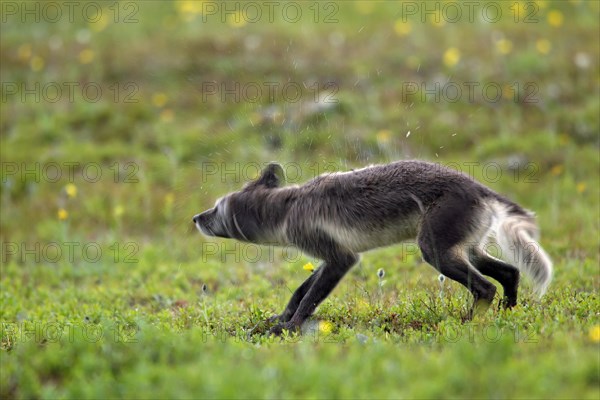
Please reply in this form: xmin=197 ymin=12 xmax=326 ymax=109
xmin=417 ymin=196 xmax=497 ymax=318
xmin=420 ymin=244 xmax=497 ymax=318
xmin=468 ymin=247 xmax=519 ymax=309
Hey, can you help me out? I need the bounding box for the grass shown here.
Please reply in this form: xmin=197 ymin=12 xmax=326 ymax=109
xmin=1 ymin=1 xmax=599 ymax=398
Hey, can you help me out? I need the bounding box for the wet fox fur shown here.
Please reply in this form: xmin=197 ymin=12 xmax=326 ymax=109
xmin=193 ymin=160 xmax=552 ymax=334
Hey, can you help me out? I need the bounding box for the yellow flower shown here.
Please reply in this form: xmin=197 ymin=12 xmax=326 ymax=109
xmin=152 ymin=92 xmax=168 ymax=108
xmin=355 ymin=1 xmax=374 ymax=14
xmin=511 ymin=2 xmax=527 ymax=16
xmin=536 ymin=39 xmax=552 ymax=54
xmin=356 ymin=299 xmax=370 ymax=312
xmin=89 ymin=13 xmax=109 ymax=32
xmin=160 ymin=109 xmax=174 ymax=122
xmin=78 ymin=49 xmax=95 ymax=64
xmin=165 ymin=192 xmax=175 ymax=207
xmin=303 ymin=262 xmax=315 ymax=272
xmin=496 ymin=39 xmax=513 ymax=55
xmin=58 ymin=208 xmax=68 ymax=220
xmin=589 ymin=325 xmax=600 ymax=342
xmin=443 ymin=47 xmax=460 ymax=67
xmin=576 ymin=182 xmax=586 ymax=194
xmin=502 ymin=84 xmax=516 ymax=100
xmin=319 ymin=320 xmax=333 ymax=334
xmin=547 ymin=10 xmax=564 ymax=27
xmin=65 ymin=184 xmax=77 ymax=198
xmin=114 ymin=205 xmax=125 ymax=218
xmin=176 ymin=0 xmax=203 ymax=16
xmin=30 ymin=56 xmax=44 ymax=71
xmin=18 ymin=44 xmax=32 ymax=61
xmin=227 ymin=11 xmax=247 ymax=28
xmin=550 ymin=164 xmax=564 ymax=176
xmin=394 ymin=20 xmax=412 ymax=36
xmin=376 ymin=130 xmax=392 ymax=144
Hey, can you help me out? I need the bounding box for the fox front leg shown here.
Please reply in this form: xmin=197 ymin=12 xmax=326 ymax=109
xmin=247 ymin=266 xmax=322 ymax=336
xmin=269 ymin=253 xmax=357 ymax=336
xmin=274 ymin=265 xmax=322 ymax=323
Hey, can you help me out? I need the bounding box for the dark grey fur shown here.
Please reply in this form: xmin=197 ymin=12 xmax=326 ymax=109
xmin=193 ymin=160 xmax=552 ymax=334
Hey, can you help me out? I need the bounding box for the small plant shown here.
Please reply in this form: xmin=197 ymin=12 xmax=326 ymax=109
xmin=377 ymin=268 xmax=386 ymax=304
xmin=438 ymin=274 xmax=446 ymax=302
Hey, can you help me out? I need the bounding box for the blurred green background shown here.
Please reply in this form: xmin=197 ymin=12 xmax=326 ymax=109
xmin=1 ymin=1 xmax=599 ymax=398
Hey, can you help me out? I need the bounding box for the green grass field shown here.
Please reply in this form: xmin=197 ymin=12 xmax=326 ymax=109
xmin=1 ymin=1 xmax=599 ymax=398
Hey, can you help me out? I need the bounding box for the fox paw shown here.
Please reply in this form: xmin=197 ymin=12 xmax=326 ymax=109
xmin=268 ymin=321 xmax=300 ymax=336
xmin=499 ymin=296 xmax=517 ymax=310
xmin=267 ymin=314 xmax=285 ymax=324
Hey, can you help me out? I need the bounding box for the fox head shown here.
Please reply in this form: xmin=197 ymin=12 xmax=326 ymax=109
xmin=192 ymin=162 xmax=285 ymax=242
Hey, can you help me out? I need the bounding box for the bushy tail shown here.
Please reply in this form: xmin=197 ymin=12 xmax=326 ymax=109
xmin=493 ymin=202 xmax=553 ymax=297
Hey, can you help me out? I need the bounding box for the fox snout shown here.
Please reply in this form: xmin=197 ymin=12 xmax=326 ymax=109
xmin=191 ymin=212 xmax=206 ymax=225
xmin=193 ymin=208 xmax=231 ymax=238
xmin=192 ymin=209 xmax=214 ymax=234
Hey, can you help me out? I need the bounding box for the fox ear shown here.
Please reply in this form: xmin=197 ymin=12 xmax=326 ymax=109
xmin=255 ymin=162 xmax=285 ymax=188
